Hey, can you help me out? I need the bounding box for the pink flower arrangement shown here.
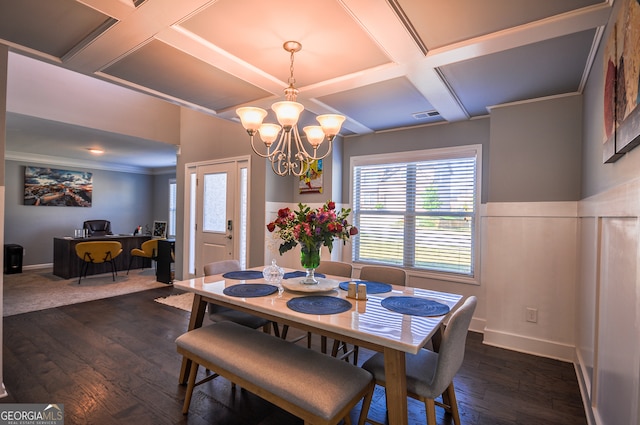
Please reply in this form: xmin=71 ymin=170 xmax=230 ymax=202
xmin=267 ymin=201 xmax=358 ymax=255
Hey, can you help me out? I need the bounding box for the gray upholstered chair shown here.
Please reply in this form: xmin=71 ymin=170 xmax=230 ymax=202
xmin=315 ymin=260 xmax=353 ymax=279
xmin=362 ymin=296 xmax=477 ymax=425
xmin=359 ymin=265 xmax=406 ymax=286
xmin=204 ymin=260 xmax=275 ymax=333
xmin=279 ymin=261 xmax=355 ymax=349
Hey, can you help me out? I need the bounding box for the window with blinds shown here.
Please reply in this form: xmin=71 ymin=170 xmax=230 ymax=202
xmin=351 ymin=146 xmax=481 ymax=278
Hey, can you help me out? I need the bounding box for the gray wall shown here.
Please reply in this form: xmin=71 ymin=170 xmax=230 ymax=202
xmin=342 ymin=118 xmax=491 ymax=204
xmin=489 ymin=95 xmax=583 ymax=202
xmin=3 ymin=159 xmax=173 ymax=266
xmin=341 ymin=96 xmax=583 ymax=205
xmin=176 ymin=108 xmax=267 ymax=276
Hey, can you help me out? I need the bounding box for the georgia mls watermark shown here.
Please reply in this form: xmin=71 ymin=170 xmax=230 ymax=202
xmin=0 ymin=404 xmax=64 ymax=425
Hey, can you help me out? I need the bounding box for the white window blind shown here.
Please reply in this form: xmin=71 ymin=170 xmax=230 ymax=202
xmin=352 ymin=147 xmax=480 ymax=277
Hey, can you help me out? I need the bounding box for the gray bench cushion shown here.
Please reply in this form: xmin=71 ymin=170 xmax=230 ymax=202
xmin=176 ymin=321 xmax=372 ymax=420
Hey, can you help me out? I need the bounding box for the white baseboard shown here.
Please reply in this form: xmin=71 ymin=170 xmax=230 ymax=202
xmin=22 ymin=263 xmax=52 ymax=271
xmin=483 ymin=327 xmax=575 ymax=362
xmin=469 ymin=317 xmax=486 ymax=334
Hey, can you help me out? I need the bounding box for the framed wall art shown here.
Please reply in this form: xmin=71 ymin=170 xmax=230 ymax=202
xmin=24 ymin=166 xmax=92 ymax=207
xmin=153 ymin=221 xmax=167 ymax=239
xmin=603 ymin=0 xmax=640 ymax=163
xmin=299 ymin=159 xmax=323 ymax=194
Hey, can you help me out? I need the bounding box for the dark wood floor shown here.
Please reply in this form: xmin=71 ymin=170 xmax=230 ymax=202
xmin=2 ymin=287 xmax=587 ymax=425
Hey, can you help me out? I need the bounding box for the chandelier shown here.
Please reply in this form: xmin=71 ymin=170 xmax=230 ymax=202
xmin=236 ymin=41 xmax=345 ymax=176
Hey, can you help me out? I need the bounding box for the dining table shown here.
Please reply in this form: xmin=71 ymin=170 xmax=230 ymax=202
xmin=173 ymin=266 xmax=464 ymax=425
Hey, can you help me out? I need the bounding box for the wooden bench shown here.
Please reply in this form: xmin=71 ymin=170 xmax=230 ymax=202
xmin=176 ymin=321 xmax=374 ymax=425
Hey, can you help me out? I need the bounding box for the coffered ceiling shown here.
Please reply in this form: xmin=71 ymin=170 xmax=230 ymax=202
xmin=0 ymin=0 xmax=612 ymax=170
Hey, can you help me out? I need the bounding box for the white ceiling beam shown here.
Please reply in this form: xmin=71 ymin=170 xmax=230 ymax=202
xmin=63 ymin=0 xmax=215 ymax=72
xmin=423 ymin=2 xmax=612 ymax=69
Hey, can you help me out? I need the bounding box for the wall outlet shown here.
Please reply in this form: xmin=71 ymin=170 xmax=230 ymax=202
xmin=526 ymin=307 xmax=538 ymax=323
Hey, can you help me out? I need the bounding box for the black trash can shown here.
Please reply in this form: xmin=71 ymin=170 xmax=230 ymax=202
xmin=4 ymin=244 xmax=23 ymax=274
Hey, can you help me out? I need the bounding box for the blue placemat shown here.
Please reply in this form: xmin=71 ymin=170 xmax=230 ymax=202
xmin=287 ymin=296 xmax=352 ymax=315
xmin=223 ymin=283 xmax=278 ymax=298
xmin=338 ymin=280 xmax=392 ymax=294
xmin=283 ymin=271 xmax=326 ymax=279
xmin=381 ymin=296 xmax=450 ymax=316
xmin=222 ymin=270 xmax=264 ymax=280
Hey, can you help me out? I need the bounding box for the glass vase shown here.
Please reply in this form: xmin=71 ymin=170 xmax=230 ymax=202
xmin=300 ymin=243 xmax=321 ymax=285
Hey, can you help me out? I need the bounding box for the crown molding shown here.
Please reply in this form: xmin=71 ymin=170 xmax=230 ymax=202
xmin=4 ymin=150 xmax=175 ymax=175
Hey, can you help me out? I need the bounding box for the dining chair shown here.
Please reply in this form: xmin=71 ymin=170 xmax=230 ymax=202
xmin=74 ymin=241 xmax=123 ymax=284
xmin=279 ymin=261 xmax=354 ymax=352
xmin=359 ymin=265 xmax=406 ymax=286
xmin=316 ymin=260 xmax=353 ymax=279
xmin=361 ymin=295 xmax=477 ymax=425
xmin=204 ymin=260 xmax=276 ymax=334
xmin=127 ymin=238 xmax=158 ymax=274
xmin=313 ymin=261 xmax=360 ymax=364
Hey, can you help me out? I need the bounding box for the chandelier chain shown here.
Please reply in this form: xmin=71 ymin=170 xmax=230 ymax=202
xmin=289 ymin=48 xmax=296 ymax=87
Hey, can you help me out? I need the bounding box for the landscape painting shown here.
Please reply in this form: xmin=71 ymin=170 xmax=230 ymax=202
xmin=24 ymin=166 xmax=92 ymax=207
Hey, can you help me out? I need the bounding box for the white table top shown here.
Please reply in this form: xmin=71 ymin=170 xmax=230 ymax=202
xmin=173 ymin=269 xmax=463 ymax=355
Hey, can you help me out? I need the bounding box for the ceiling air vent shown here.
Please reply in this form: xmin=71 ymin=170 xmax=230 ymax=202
xmin=412 ymin=110 xmax=440 ymax=120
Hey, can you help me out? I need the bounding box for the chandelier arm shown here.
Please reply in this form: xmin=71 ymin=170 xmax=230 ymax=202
xmin=249 ymin=133 xmax=274 ymax=159
xmin=271 ymin=157 xmax=287 ymax=176
xmin=305 ymin=138 xmax=334 ymax=161
xmin=291 ymin=126 xmax=311 ymax=161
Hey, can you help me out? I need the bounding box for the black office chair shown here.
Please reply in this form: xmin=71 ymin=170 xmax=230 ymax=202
xmin=83 ymin=220 xmax=113 ymax=236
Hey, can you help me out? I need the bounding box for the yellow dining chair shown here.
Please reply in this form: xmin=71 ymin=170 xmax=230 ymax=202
xmin=127 ymin=239 xmax=158 ymax=274
xmin=75 ymin=241 xmax=123 ymax=284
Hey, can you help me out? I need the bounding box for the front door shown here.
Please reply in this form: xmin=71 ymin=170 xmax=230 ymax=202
xmin=195 ymin=162 xmax=236 ymax=274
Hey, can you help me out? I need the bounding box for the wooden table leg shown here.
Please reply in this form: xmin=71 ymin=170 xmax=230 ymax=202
xmin=383 ymin=347 xmax=408 ymax=425
xmin=179 ymin=293 xmax=207 ymax=384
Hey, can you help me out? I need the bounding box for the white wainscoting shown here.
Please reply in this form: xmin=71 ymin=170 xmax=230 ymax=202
xmin=577 ymin=178 xmax=640 ymax=425
xmin=482 ymin=201 xmax=579 ymax=362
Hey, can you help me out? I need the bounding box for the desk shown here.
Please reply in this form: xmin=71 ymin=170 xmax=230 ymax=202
xmin=173 ymin=269 xmax=463 ymax=425
xmin=53 ymin=235 xmax=151 ymax=279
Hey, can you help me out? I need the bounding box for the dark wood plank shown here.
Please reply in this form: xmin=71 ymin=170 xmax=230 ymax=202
xmin=1 ymin=288 xmax=587 ymax=425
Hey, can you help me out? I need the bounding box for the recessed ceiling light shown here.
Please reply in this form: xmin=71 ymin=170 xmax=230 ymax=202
xmin=88 ymin=148 xmax=104 ymax=155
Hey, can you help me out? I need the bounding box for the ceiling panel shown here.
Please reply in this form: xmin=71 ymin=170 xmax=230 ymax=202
xmin=397 ymin=0 xmax=604 ymax=49
xmin=102 ymin=39 xmax=271 ymax=112
xmin=180 ymin=0 xmax=392 ymax=87
xmin=0 ymin=0 xmax=110 ymax=58
xmin=440 ymin=28 xmax=598 ymax=116
xmin=319 ymin=77 xmax=442 ymax=132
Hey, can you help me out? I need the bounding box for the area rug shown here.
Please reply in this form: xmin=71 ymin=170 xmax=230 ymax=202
xmin=3 ymin=267 xmax=168 ymax=317
xmin=154 ymin=292 xmax=194 ymax=312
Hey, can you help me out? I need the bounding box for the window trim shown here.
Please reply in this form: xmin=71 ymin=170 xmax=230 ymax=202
xmin=349 ymin=145 xmax=482 ymax=285
xmin=168 ymin=178 xmax=177 ymax=238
